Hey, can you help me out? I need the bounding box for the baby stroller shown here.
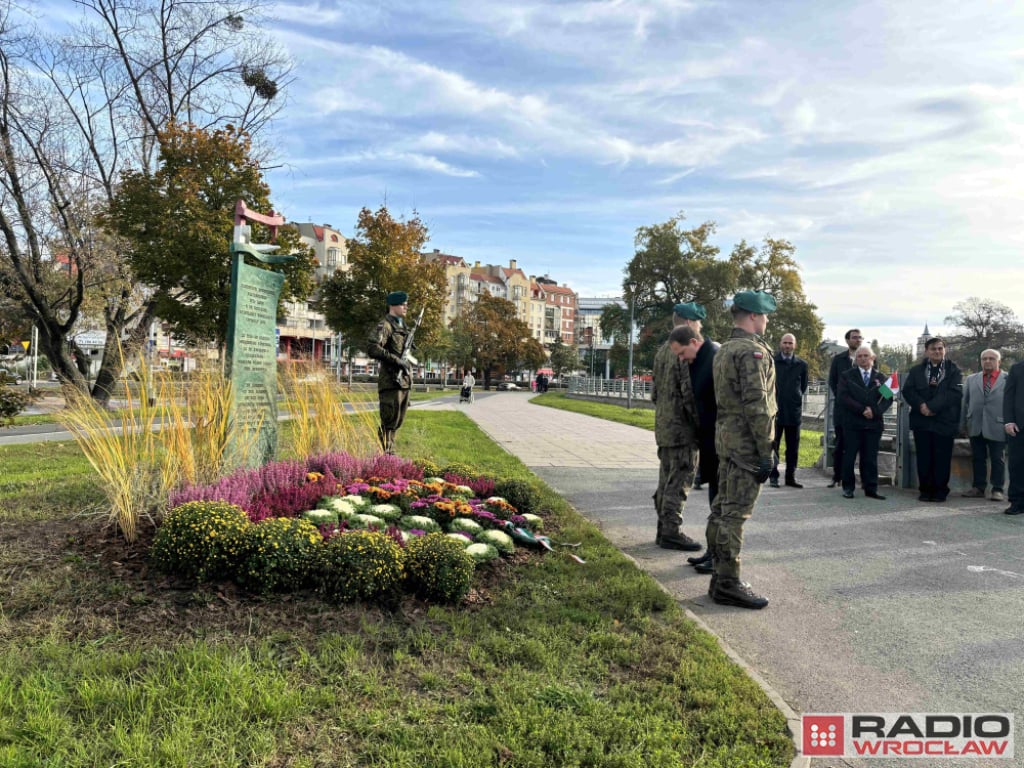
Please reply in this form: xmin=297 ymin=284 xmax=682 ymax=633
xmin=459 ymin=385 xmax=474 ymax=404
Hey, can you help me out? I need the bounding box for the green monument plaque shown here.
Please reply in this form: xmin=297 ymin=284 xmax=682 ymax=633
xmin=225 ymin=201 xmax=294 ymax=467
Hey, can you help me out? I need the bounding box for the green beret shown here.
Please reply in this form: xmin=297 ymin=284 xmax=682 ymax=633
xmin=673 ymin=302 xmax=706 ymax=321
xmin=732 ymin=290 xmax=777 ymax=314
xmin=386 ymin=291 xmax=409 ymax=306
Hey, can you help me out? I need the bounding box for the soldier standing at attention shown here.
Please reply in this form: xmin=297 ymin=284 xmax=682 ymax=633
xmin=367 ymin=291 xmax=413 ymax=454
xmin=708 ymin=290 xmax=778 ymax=609
xmin=650 ymin=304 xmax=702 ymax=550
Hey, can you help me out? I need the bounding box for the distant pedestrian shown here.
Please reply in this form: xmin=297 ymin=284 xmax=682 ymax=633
xmin=770 ymin=333 xmax=808 ymax=488
xmin=902 ymin=337 xmax=963 ymax=502
xmin=650 ymin=307 xmax=701 ymax=551
xmin=960 ymin=350 xmax=1006 ymax=501
xmin=828 ymin=329 xmax=863 ymax=487
xmin=1003 ymin=360 xmax=1024 ymax=515
xmin=837 ymin=346 xmax=892 ymax=499
xmin=708 ymin=290 xmax=777 ymax=609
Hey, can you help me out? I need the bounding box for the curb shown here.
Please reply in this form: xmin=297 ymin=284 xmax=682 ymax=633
xmin=617 ymin=549 xmax=809 ymax=768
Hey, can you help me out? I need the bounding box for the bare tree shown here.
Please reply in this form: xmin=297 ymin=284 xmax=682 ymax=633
xmin=945 ymin=297 xmax=1024 ymax=369
xmin=0 ymin=0 xmax=290 ymax=403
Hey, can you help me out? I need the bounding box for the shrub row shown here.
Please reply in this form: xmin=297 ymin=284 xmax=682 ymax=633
xmin=152 ymin=501 xmax=475 ymax=603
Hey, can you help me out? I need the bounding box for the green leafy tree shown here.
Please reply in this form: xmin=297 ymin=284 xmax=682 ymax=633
xmin=317 ymin=207 xmax=447 ymax=353
xmin=450 ymin=294 xmax=537 ymax=389
xmin=731 ymin=237 xmax=825 ymax=378
xmin=877 ymin=344 xmax=914 ymax=375
xmin=548 ymin=336 xmax=581 ymax=379
xmin=105 ymin=123 xmax=315 ymax=349
xmin=618 ymin=214 xmax=824 ymax=378
xmin=0 ymin=0 xmax=290 ymax=402
xmin=945 ymin=297 xmax=1024 ymax=369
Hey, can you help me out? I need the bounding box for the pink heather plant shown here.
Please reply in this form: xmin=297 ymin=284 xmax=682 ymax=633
xmin=307 ymin=452 xmax=363 ymax=483
xmin=363 ymin=454 xmax=422 ymax=481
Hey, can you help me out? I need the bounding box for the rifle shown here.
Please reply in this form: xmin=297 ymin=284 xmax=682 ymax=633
xmin=396 ymin=307 xmax=425 ymax=385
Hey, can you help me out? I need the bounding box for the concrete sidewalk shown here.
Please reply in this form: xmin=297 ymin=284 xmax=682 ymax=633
xmin=421 ymin=391 xmax=1024 ymax=768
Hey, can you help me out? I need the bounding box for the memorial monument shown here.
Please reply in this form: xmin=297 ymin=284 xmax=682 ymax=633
xmin=225 ymin=200 xmax=295 ymax=467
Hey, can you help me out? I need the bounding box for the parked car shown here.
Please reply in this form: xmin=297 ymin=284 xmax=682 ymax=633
xmin=0 ymin=369 xmax=22 ymax=385
xmin=496 ymin=382 xmax=519 ymax=391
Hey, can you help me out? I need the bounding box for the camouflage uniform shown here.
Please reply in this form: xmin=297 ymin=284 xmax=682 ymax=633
xmin=709 ymin=327 xmax=777 ymax=580
xmin=367 ymin=314 xmax=412 ymax=453
xmin=651 ymin=341 xmax=699 ymax=538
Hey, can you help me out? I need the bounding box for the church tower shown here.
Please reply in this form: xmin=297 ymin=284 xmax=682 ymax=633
xmin=915 ymin=323 xmax=931 ymax=358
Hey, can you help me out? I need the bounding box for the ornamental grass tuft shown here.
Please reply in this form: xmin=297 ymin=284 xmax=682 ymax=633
xmin=403 ymin=532 xmax=475 ymax=604
xmin=315 ymin=530 xmax=405 ymax=603
xmin=150 ymin=500 xmax=252 ymax=582
xmin=237 ymin=517 xmax=322 ymax=593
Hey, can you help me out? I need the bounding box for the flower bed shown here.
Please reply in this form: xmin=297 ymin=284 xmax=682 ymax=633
xmin=153 ymin=452 xmax=549 ymax=603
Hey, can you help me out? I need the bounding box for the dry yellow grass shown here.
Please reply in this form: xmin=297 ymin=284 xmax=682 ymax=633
xmin=279 ymin=363 xmax=379 ymax=459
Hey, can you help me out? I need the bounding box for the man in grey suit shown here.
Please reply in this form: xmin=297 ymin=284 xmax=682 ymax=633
xmin=961 ymin=349 xmax=1007 ymax=501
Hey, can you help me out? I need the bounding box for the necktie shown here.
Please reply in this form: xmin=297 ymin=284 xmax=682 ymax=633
xmin=984 ymin=375 xmax=992 ymax=394
xmin=863 ymin=371 xmax=870 ymax=386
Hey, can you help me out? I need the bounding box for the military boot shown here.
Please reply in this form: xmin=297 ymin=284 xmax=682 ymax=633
xmin=711 ymin=578 xmax=769 ymax=609
xmin=384 ymin=430 xmax=396 ymax=455
xmin=693 ymin=556 xmax=715 ymax=574
xmin=656 ymin=527 xmax=702 ymax=551
xmin=687 ymin=550 xmax=712 ymax=567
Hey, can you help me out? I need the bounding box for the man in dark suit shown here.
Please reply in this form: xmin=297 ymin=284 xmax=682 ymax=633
xmin=670 ymin=315 xmax=721 ymax=574
xmin=1004 ymin=360 xmax=1024 ymax=515
xmin=770 ymin=333 xmax=808 ymax=488
xmin=901 ymin=337 xmax=963 ymax=502
xmin=828 ymin=329 xmax=864 ymax=487
xmin=837 ymin=346 xmax=893 ymax=499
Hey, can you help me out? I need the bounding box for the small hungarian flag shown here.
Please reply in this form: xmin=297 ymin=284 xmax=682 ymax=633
xmin=878 ymin=371 xmax=899 ymax=400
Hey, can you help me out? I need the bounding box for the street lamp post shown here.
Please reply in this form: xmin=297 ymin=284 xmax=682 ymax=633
xmin=626 ymin=285 xmax=636 ymax=409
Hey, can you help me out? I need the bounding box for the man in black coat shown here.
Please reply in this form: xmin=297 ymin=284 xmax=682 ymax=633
xmin=828 ymin=329 xmax=864 ymax=487
xmin=667 ymin=303 xmax=720 ymax=574
xmin=837 ymin=346 xmax=893 ymax=499
xmin=1004 ymin=360 xmax=1024 ymax=515
xmin=901 ymin=337 xmax=963 ymax=502
xmin=770 ymin=333 xmax=808 ymax=488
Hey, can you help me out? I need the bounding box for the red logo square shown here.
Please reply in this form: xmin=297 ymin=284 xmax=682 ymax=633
xmin=803 ymin=715 xmax=844 ymax=756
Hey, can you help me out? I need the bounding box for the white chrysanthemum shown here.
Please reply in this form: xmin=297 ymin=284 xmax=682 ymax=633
xmin=466 ymin=543 xmax=499 ymax=563
xmin=370 ymin=503 xmax=401 ymax=521
xmin=485 ymin=496 xmax=507 ymax=505
xmin=341 ymin=494 xmax=369 ymax=509
xmin=452 ymin=485 xmax=473 ymax=496
xmin=477 ymin=529 xmax=515 ymax=554
xmin=352 ymin=513 xmax=385 ymax=529
xmin=446 ymin=533 xmax=472 ymax=547
xmin=327 ymin=498 xmax=357 ymax=518
xmin=400 ymin=515 xmax=441 ymax=533
xmin=520 ymin=513 xmax=543 ymax=530
xmin=449 ymin=517 xmax=483 ymax=534
xmin=423 ymin=477 xmax=446 ymax=485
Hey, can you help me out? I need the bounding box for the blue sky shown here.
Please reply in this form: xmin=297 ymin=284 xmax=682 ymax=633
xmin=42 ymin=0 xmax=1024 ymax=349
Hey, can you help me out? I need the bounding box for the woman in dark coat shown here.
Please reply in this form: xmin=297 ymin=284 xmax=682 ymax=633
xmin=837 ymin=346 xmax=893 ymax=499
xmin=901 ymin=337 xmax=963 ymax=502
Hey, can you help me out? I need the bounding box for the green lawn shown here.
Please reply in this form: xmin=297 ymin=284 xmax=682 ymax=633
xmin=0 ymin=412 xmax=793 ymax=767
xmin=532 ymin=391 xmax=823 ymax=469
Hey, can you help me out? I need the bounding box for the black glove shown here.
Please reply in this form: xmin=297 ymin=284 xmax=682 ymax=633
xmin=755 ymin=456 xmax=774 ymax=484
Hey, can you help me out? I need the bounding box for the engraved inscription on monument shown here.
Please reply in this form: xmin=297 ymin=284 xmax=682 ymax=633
xmin=226 ymin=259 xmax=285 ymax=467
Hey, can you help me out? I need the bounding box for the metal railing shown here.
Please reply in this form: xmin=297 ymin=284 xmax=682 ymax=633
xmin=567 ymin=375 xmax=652 ymax=403
xmin=568 ymin=375 xmax=914 ymax=487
